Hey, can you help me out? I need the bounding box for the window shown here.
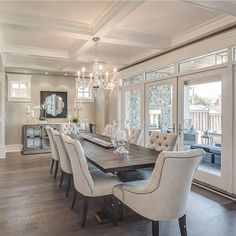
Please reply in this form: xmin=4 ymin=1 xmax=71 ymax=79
xmin=179 ymin=49 xmax=228 ymax=73
xmin=233 ymin=46 xmax=236 ymax=61
xmin=145 ymin=65 xmax=175 ymax=81
xmin=8 ymin=74 xmax=31 ymax=101
xmin=122 ymin=74 xmax=143 ymax=86
xmin=76 ymin=80 xmax=94 ymax=102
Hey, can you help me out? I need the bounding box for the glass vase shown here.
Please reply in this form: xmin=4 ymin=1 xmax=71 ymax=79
xmin=113 ymin=121 xmax=131 ymax=154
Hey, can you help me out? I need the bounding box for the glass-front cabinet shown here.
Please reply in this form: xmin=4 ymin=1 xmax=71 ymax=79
xmin=22 ymin=124 xmax=58 ymax=155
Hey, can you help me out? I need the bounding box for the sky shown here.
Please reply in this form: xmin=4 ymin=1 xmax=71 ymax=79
xmin=189 ymin=81 xmax=221 ymax=99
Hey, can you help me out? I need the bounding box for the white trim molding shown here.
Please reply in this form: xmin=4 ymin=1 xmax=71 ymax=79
xmin=5 ymin=144 xmax=22 ymax=153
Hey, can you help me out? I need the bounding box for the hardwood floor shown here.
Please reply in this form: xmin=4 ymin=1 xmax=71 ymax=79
xmin=0 ymin=153 xmax=235 ymax=236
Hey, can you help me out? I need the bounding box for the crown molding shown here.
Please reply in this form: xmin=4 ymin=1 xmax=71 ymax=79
xmin=2 ymin=44 xmax=69 ymax=60
xmin=172 ymin=15 xmax=236 ymax=46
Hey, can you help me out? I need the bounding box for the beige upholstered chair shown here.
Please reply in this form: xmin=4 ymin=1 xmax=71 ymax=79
xmin=60 ymin=123 xmax=77 ymax=135
xmin=62 ymin=134 xmax=121 ymax=228
xmin=51 ymin=129 xmax=72 ymax=197
xmin=113 ymin=149 xmax=205 ymax=236
xmin=138 ymin=131 xmax=179 ymax=179
xmin=46 ymin=126 xmax=60 ymax=179
xmin=103 ymin=124 xmax=114 ymax=138
xmin=129 ymin=128 xmax=143 ymax=145
xmin=148 ymin=131 xmax=179 ymax=151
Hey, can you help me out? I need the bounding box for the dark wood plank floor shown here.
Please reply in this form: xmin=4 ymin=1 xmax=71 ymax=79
xmin=0 ymin=153 xmax=235 ymax=236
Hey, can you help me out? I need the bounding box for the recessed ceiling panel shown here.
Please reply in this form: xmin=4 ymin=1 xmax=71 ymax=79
xmin=116 ymin=1 xmax=221 ymax=38
xmin=0 ymin=1 xmax=112 ymax=25
xmin=86 ymin=42 xmax=146 ymax=59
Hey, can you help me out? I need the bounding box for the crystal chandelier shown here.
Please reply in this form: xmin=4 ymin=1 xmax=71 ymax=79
xmin=77 ymin=37 xmax=117 ymax=93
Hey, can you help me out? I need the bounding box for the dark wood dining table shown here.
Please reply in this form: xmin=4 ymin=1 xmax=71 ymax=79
xmin=69 ymin=133 xmax=160 ymax=175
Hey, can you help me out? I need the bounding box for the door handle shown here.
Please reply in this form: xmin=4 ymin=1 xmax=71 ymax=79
xmin=178 ymin=124 xmax=183 ymax=136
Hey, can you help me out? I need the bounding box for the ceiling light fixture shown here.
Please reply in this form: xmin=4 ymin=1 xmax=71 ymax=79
xmin=77 ymin=37 xmax=117 ymax=93
xmin=45 ymin=72 xmax=48 ymax=75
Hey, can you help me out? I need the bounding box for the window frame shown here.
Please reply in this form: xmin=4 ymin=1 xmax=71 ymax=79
xmin=75 ymin=78 xmax=94 ymax=102
xmin=8 ymin=74 xmax=31 ymax=102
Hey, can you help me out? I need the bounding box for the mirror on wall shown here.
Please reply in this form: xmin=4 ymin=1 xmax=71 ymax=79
xmin=40 ymin=91 xmax=67 ymax=118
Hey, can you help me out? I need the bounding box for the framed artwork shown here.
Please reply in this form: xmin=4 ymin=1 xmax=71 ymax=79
xmin=40 ymin=91 xmax=67 ymax=118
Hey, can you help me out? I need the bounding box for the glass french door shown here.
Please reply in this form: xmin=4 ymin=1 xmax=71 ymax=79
xmin=121 ymin=84 xmax=144 ymax=143
xmin=145 ymin=78 xmax=178 ymax=146
xmin=178 ymin=68 xmax=233 ymax=192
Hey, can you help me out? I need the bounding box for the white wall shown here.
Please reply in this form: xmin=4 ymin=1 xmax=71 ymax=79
xmin=5 ymin=74 xmax=96 ymax=147
xmin=0 ymin=57 xmax=5 ymax=158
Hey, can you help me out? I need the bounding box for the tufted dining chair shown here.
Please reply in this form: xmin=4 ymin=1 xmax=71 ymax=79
xmin=129 ymin=128 xmax=143 ymax=145
xmin=51 ymin=128 xmax=73 ymax=197
xmin=62 ymin=134 xmax=122 ymax=228
xmin=60 ymin=123 xmax=77 ymax=135
xmin=46 ymin=126 xmax=60 ymax=179
xmin=138 ymin=131 xmax=179 ymax=179
xmin=103 ymin=124 xmax=114 ymax=138
xmin=113 ymin=149 xmax=205 ymax=236
xmin=148 ymin=131 xmax=179 ymax=151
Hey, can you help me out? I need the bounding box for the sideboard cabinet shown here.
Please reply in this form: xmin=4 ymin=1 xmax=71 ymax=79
xmin=22 ymin=124 xmax=59 ymax=155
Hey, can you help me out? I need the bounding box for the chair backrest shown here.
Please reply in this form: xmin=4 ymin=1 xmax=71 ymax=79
xmin=45 ymin=126 xmax=59 ymax=161
xmin=60 ymin=123 xmax=77 ymax=135
xmin=148 ymin=131 xmax=179 ymax=151
xmin=129 ymin=128 xmax=143 ymax=145
xmin=103 ymin=124 xmax=114 ymax=138
xmin=62 ymin=135 xmax=94 ymax=197
xmin=135 ymin=149 xmax=205 ymax=221
xmin=51 ymin=129 xmax=72 ymax=174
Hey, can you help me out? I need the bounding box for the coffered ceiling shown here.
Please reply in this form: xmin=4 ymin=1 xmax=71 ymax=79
xmin=0 ymin=0 xmax=236 ymax=76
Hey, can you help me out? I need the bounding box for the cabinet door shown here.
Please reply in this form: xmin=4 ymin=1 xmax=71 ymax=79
xmin=41 ymin=126 xmax=50 ymax=149
xmin=25 ymin=126 xmax=42 ymax=150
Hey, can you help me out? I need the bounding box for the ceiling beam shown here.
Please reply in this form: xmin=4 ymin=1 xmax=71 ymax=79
xmin=69 ymin=1 xmax=144 ymax=59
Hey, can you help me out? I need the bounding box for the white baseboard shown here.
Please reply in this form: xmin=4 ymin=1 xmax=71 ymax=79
xmin=5 ymin=144 xmax=22 ymax=153
xmin=0 ymin=146 xmax=6 ymax=158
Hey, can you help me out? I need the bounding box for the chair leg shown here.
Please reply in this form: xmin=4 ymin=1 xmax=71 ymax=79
xmin=152 ymin=221 xmax=159 ymax=236
xmin=50 ymin=159 xmax=54 ymax=174
xmin=59 ymin=171 xmax=64 ymax=188
xmin=113 ymin=196 xmax=119 ymax=226
xmin=54 ymin=160 xmax=59 ymax=179
xmin=179 ymin=214 xmax=188 ymax=236
xmin=81 ymin=196 xmax=89 ymax=228
xmin=71 ymin=191 xmax=77 ymax=210
xmin=66 ymin=174 xmax=72 ymax=197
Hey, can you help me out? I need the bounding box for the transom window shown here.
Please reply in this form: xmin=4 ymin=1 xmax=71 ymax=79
xmin=145 ymin=65 xmax=175 ymax=81
xmin=179 ymin=49 xmax=228 ymax=73
xmin=8 ymin=75 xmax=31 ymax=102
xmin=122 ymin=74 xmax=143 ymax=86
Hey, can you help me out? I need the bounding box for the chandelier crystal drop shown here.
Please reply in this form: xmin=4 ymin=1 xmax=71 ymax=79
xmin=77 ymin=37 xmax=117 ymax=93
